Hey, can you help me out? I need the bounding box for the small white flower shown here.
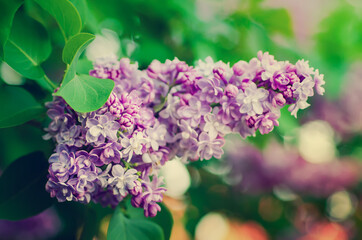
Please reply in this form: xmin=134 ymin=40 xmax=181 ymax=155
xmin=236 ymin=83 xmax=268 ymax=115
xmin=203 ymin=113 xmax=231 ymax=139
xmin=121 ymin=132 xmax=147 ymax=161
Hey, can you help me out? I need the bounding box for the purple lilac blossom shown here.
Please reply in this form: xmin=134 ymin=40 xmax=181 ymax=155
xmin=224 ymin=139 xmax=360 ymax=196
xmin=44 ymin=51 xmax=324 ymax=216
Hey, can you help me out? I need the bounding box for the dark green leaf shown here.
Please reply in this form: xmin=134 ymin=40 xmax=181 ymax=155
xmin=149 ymin=203 xmax=173 ymax=240
xmin=34 ymin=0 xmax=82 ymax=41
xmin=62 ymin=33 xmax=95 ymax=65
xmin=0 ymin=0 xmax=23 ymax=58
xmin=0 ymin=86 xmax=44 ymax=128
xmin=107 ymin=207 xmax=164 ymax=240
xmin=3 ymin=11 xmax=53 ymax=91
xmin=54 ymin=74 xmax=114 ymax=113
xmin=0 ymin=151 xmax=53 ymax=220
xmin=126 ymin=200 xmax=173 ymax=240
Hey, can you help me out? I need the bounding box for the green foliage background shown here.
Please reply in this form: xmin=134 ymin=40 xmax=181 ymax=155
xmin=0 ymin=0 xmax=362 ymax=239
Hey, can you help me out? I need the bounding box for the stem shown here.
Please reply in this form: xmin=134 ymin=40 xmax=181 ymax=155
xmin=43 ymin=74 xmax=57 ymax=90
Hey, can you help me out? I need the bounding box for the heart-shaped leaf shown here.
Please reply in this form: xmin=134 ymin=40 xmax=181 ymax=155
xmin=0 ymin=86 xmax=44 ymax=128
xmin=55 ymin=74 xmax=114 ymax=113
xmin=62 ymin=32 xmax=95 ymax=85
xmin=3 ymin=10 xmax=54 ymax=91
xmin=34 ymin=0 xmax=82 ymax=41
xmin=0 ymin=0 xmax=23 ymax=58
xmin=56 ymin=32 xmax=114 ymax=113
xmin=0 ymin=151 xmax=53 ymax=220
xmin=107 ymin=206 xmax=164 ymax=240
xmin=62 ymin=33 xmax=95 ymax=65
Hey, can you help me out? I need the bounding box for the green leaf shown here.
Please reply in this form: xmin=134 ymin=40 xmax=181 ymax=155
xmin=3 ymin=10 xmax=54 ymax=91
xmin=55 ymin=74 xmax=114 ymax=113
xmin=0 ymin=86 xmax=44 ymax=128
xmin=0 ymin=0 xmax=23 ymax=58
xmin=56 ymin=32 xmax=113 ymax=113
xmin=0 ymin=151 xmax=53 ymax=220
xmin=69 ymin=0 xmax=88 ymax=26
xmin=62 ymin=33 xmax=95 ymax=65
xmin=34 ymin=0 xmax=82 ymax=41
xmin=149 ymin=203 xmax=174 ymax=240
xmin=61 ymin=32 xmax=95 ymax=85
xmin=126 ymin=200 xmax=174 ymax=240
xmin=107 ymin=207 xmax=164 ymax=240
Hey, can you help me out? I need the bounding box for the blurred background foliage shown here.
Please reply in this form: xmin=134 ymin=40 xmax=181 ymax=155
xmin=0 ymin=0 xmax=362 ymax=239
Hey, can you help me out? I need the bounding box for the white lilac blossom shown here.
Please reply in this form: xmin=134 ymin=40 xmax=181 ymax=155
xmin=44 ymin=51 xmax=324 ymax=217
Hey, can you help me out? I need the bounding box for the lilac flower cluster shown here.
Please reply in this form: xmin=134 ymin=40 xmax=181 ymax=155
xmin=44 ymin=52 xmax=324 ymax=216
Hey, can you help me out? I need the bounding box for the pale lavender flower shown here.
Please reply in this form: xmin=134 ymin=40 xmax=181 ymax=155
xmin=177 ymin=96 xmax=212 ymax=127
xmin=55 ymin=125 xmax=84 ymax=147
xmin=175 ymin=120 xmax=199 ymax=156
xmin=121 ymin=131 xmax=148 ymax=161
xmin=232 ymin=58 xmax=260 ymax=80
xmin=85 ymin=113 xmax=120 ymax=145
xmin=90 ymin=142 xmax=122 ymax=166
xmin=159 ymin=95 xmax=181 ymax=122
xmin=195 ymin=56 xmax=215 ymax=77
xmin=75 ymin=150 xmax=97 ymax=172
xmin=314 ymin=69 xmax=325 ymax=95
xmin=255 ymin=112 xmax=279 ymax=135
xmin=202 ymin=113 xmax=231 ymax=139
xmin=145 ymin=122 xmax=167 ymax=151
xmin=295 ymin=59 xmax=314 ymax=77
xmin=132 ymin=176 xmax=166 ymax=217
xmin=288 ymin=100 xmax=311 ymax=118
xmin=196 ymin=78 xmax=223 ymax=103
xmin=49 ymin=151 xmax=77 ymax=182
xmin=108 ymin=165 xmax=139 ymax=199
xmin=197 ymin=132 xmax=225 ymax=160
xmin=292 ymin=76 xmax=315 ymax=101
xmin=236 ymin=83 xmax=268 ymax=115
xmin=46 ymin=180 xmax=75 ymax=202
xmin=68 ymin=169 xmax=97 ymax=198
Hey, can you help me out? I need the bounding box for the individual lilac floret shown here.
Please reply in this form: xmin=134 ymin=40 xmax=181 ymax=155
xmin=177 ymin=96 xmax=212 ymax=127
xmin=236 ymin=83 xmax=268 ymax=116
xmin=197 ymin=132 xmax=225 ymax=160
xmin=108 ymin=165 xmax=139 ymax=200
xmin=75 ymin=150 xmax=97 ymax=172
xmin=55 ymin=125 xmax=84 ymax=147
xmin=49 ymin=151 xmax=77 ymax=182
xmin=90 ymin=142 xmax=122 ymax=166
xmin=85 ymin=113 xmax=120 ymax=145
xmin=131 ymin=176 xmax=166 ymax=217
xmin=46 ymin=180 xmax=75 ymax=202
xmin=121 ymin=131 xmax=148 ymax=161
xmin=68 ymin=169 xmax=97 ymax=204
